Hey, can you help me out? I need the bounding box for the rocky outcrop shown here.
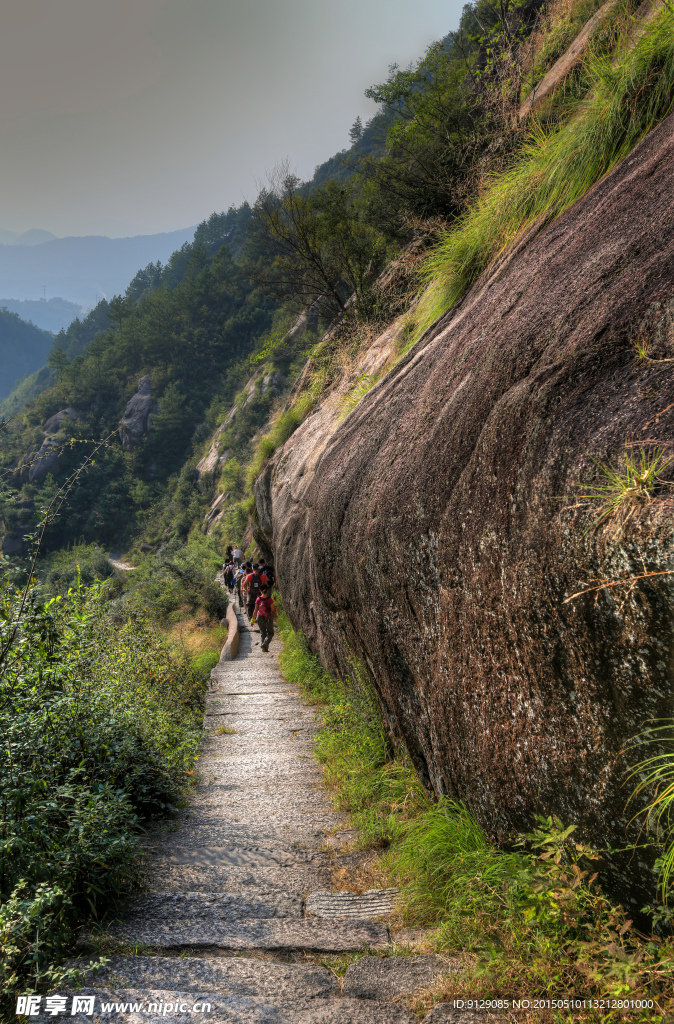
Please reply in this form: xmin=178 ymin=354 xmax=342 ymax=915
xmin=119 ymin=375 xmax=156 ymax=450
xmin=25 ymin=407 xmax=83 ymax=484
xmin=255 ymin=111 xmax=674 ymax=907
xmin=29 ymin=435 xmax=63 ymax=483
xmin=42 ymin=407 xmax=80 ymax=434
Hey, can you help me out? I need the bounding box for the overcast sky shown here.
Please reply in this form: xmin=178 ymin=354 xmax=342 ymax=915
xmin=0 ymin=0 xmax=463 ymax=239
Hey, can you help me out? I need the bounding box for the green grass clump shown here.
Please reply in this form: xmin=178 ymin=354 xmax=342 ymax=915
xmin=193 ymin=649 xmax=220 ymax=676
xmin=414 ymin=7 xmax=674 ymax=339
xmin=276 ymin=613 xmax=674 ymax=1012
xmin=339 ymin=373 xmax=382 ymax=420
xmin=578 ymin=444 xmax=674 ymax=529
xmin=629 ymin=721 xmax=674 ymax=900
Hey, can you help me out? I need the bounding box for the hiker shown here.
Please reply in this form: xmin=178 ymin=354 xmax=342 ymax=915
xmin=234 ymin=565 xmax=245 ymax=605
xmin=232 ymin=547 xmax=244 ymax=567
xmin=261 ymin=562 xmax=275 ymax=589
xmin=245 ymin=563 xmax=264 ymax=622
xmin=223 ymin=563 xmax=234 ymax=591
xmin=225 ymin=544 xmax=233 ymax=562
xmin=240 ymin=562 xmax=253 ymax=608
xmin=251 ymin=585 xmax=277 ymax=652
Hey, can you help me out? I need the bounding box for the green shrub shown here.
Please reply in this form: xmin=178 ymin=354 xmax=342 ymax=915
xmin=0 ymin=574 xmax=206 ymax=1005
xmin=117 ymin=534 xmax=227 ymax=622
xmin=39 ymin=542 xmax=114 ymax=596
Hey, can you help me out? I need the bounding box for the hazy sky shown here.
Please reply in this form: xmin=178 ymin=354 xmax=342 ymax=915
xmin=0 ymin=0 xmax=463 ymax=238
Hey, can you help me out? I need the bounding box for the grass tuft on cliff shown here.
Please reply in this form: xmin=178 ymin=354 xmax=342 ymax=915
xmin=414 ymin=5 xmax=674 ymax=339
xmin=277 ymin=613 xmax=674 ymax=1015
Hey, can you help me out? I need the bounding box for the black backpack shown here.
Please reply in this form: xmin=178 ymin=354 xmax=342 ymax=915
xmin=249 ymin=571 xmax=263 ymax=597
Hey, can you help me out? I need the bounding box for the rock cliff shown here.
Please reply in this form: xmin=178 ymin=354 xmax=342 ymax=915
xmin=255 ymin=111 xmax=674 ymax=906
xmin=119 ymin=375 xmax=156 ymax=450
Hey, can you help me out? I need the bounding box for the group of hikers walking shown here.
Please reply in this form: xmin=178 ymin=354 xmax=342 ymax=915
xmin=222 ymin=544 xmax=277 ymax=652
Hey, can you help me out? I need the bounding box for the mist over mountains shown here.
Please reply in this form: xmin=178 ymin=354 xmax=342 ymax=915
xmin=0 ymin=226 xmax=196 ymax=308
xmin=0 ymin=297 xmax=82 ymax=333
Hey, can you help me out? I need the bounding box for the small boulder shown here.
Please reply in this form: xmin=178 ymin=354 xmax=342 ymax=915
xmin=42 ymin=407 xmax=80 ymax=434
xmin=260 ymin=371 xmax=285 ymax=397
xmin=119 ymin=375 xmax=156 ymax=450
xmin=29 ymin=436 xmax=62 ymax=483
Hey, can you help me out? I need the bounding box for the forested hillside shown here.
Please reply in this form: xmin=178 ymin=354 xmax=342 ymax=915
xmin=0 ymin=308 xmax=53 ymax=399
xmin=3 ymin=0 xmax=674 ymax=1011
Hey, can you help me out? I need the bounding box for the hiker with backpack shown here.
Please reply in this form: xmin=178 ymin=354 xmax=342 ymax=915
xmin=245 ymin=563 xmax=264 ymax=622
xmin=251 ymin=585 xmax=277 ymax=652
xmin=260 ymin=562 xmax=275 ymax=589
xmin=233 ymin=565 xmax=245 ymax=606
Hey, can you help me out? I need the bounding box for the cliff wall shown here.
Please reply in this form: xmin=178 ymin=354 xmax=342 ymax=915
xmin=255 ymin=110 xmax=674 ymax=906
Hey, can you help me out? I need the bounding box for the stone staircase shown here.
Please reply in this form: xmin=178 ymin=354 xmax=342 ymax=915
xmin=53 ymin=603 xmax=459 ymax=1022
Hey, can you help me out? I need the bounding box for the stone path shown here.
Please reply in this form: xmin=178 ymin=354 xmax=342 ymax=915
xmin=60 ymin=601 xmax=455 ymax=1022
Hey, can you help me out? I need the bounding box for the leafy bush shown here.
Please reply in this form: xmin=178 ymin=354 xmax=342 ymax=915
xmin=115 ymin=534 xmax=227 ymax=622
xmin=39 ymin=542 xmax=114 ymax=595
xmin=193 ymin=649 xmax=220 ymax=676
xmin=0 ymin=572 xmax=206 ymax=1004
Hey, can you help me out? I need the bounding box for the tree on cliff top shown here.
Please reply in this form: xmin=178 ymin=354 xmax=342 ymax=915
xmin=245 ymin=166 xmax=386 ymax=325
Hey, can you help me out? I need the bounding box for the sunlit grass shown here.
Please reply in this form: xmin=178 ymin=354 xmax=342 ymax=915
xmin=410 ymin=7 xmax=674 ymax=342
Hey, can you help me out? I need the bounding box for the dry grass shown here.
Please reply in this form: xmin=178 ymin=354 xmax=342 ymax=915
xmin=164 ymin=609 xmax=226 ymax=658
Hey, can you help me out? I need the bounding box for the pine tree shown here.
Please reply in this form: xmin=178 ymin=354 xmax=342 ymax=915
xmin=349 ymin=116 xmax=363 ymax=146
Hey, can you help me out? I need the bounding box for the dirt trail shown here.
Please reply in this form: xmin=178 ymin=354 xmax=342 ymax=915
xmin=54 ymin=599 xmax=456 ymax=1022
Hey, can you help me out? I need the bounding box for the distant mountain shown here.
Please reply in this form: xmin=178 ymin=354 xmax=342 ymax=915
xmin=14 ymin=229 xmax=59 ymax=246
xmin=0 ymin=228 xmax=59 ymax=246
xmin=0 ymin=227 xmax=196 ymax=308
xmin=0 ymin=308 xmax=53 ymax=399
xmin=0 ymin=297 xmax=83 ymax=333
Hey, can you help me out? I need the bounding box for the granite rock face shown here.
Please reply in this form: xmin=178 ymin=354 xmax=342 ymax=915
xmin=255 ymin=112 xmax=674 ymax=906
xmin=119 ymin=375 xmax=157 ymax=450
xmin=29 ymin=435 xmax=63 ymax=483
xmin=42 ymin=407 xmax=80 ymax=434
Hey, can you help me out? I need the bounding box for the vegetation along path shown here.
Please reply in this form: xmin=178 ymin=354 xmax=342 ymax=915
xmin=58 ymin=600 xmax=456 ymax=1023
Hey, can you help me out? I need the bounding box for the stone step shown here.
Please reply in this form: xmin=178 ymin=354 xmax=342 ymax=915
xmin=41 ymin=990 xmax=416 ymax=1023
xmin=306 ymin=889 xmax=398 ymax=919
xmin=205 ymin=707 xmax=309 ymax=721
xmin=144 ymin=823 xmax=327 ymax=851
xmin=103 ymin=916 xmax=390 ymax=951
xmin=69 ymin=955 xmax=336 ymax=995
xmin=111 ymin=891 xmax=303 ymax=922
xmin=203 ymin=719 xmax=314 ymax=736
xmin=141 ymin=845 xmax=327 ymax=867
xmin=343 ymin=954 xmax=454 ymax=1000
xmin=196 ymin=762 xmax=321 ymax=786
xmin=147 ymin=860 xmax=332 ymax=892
